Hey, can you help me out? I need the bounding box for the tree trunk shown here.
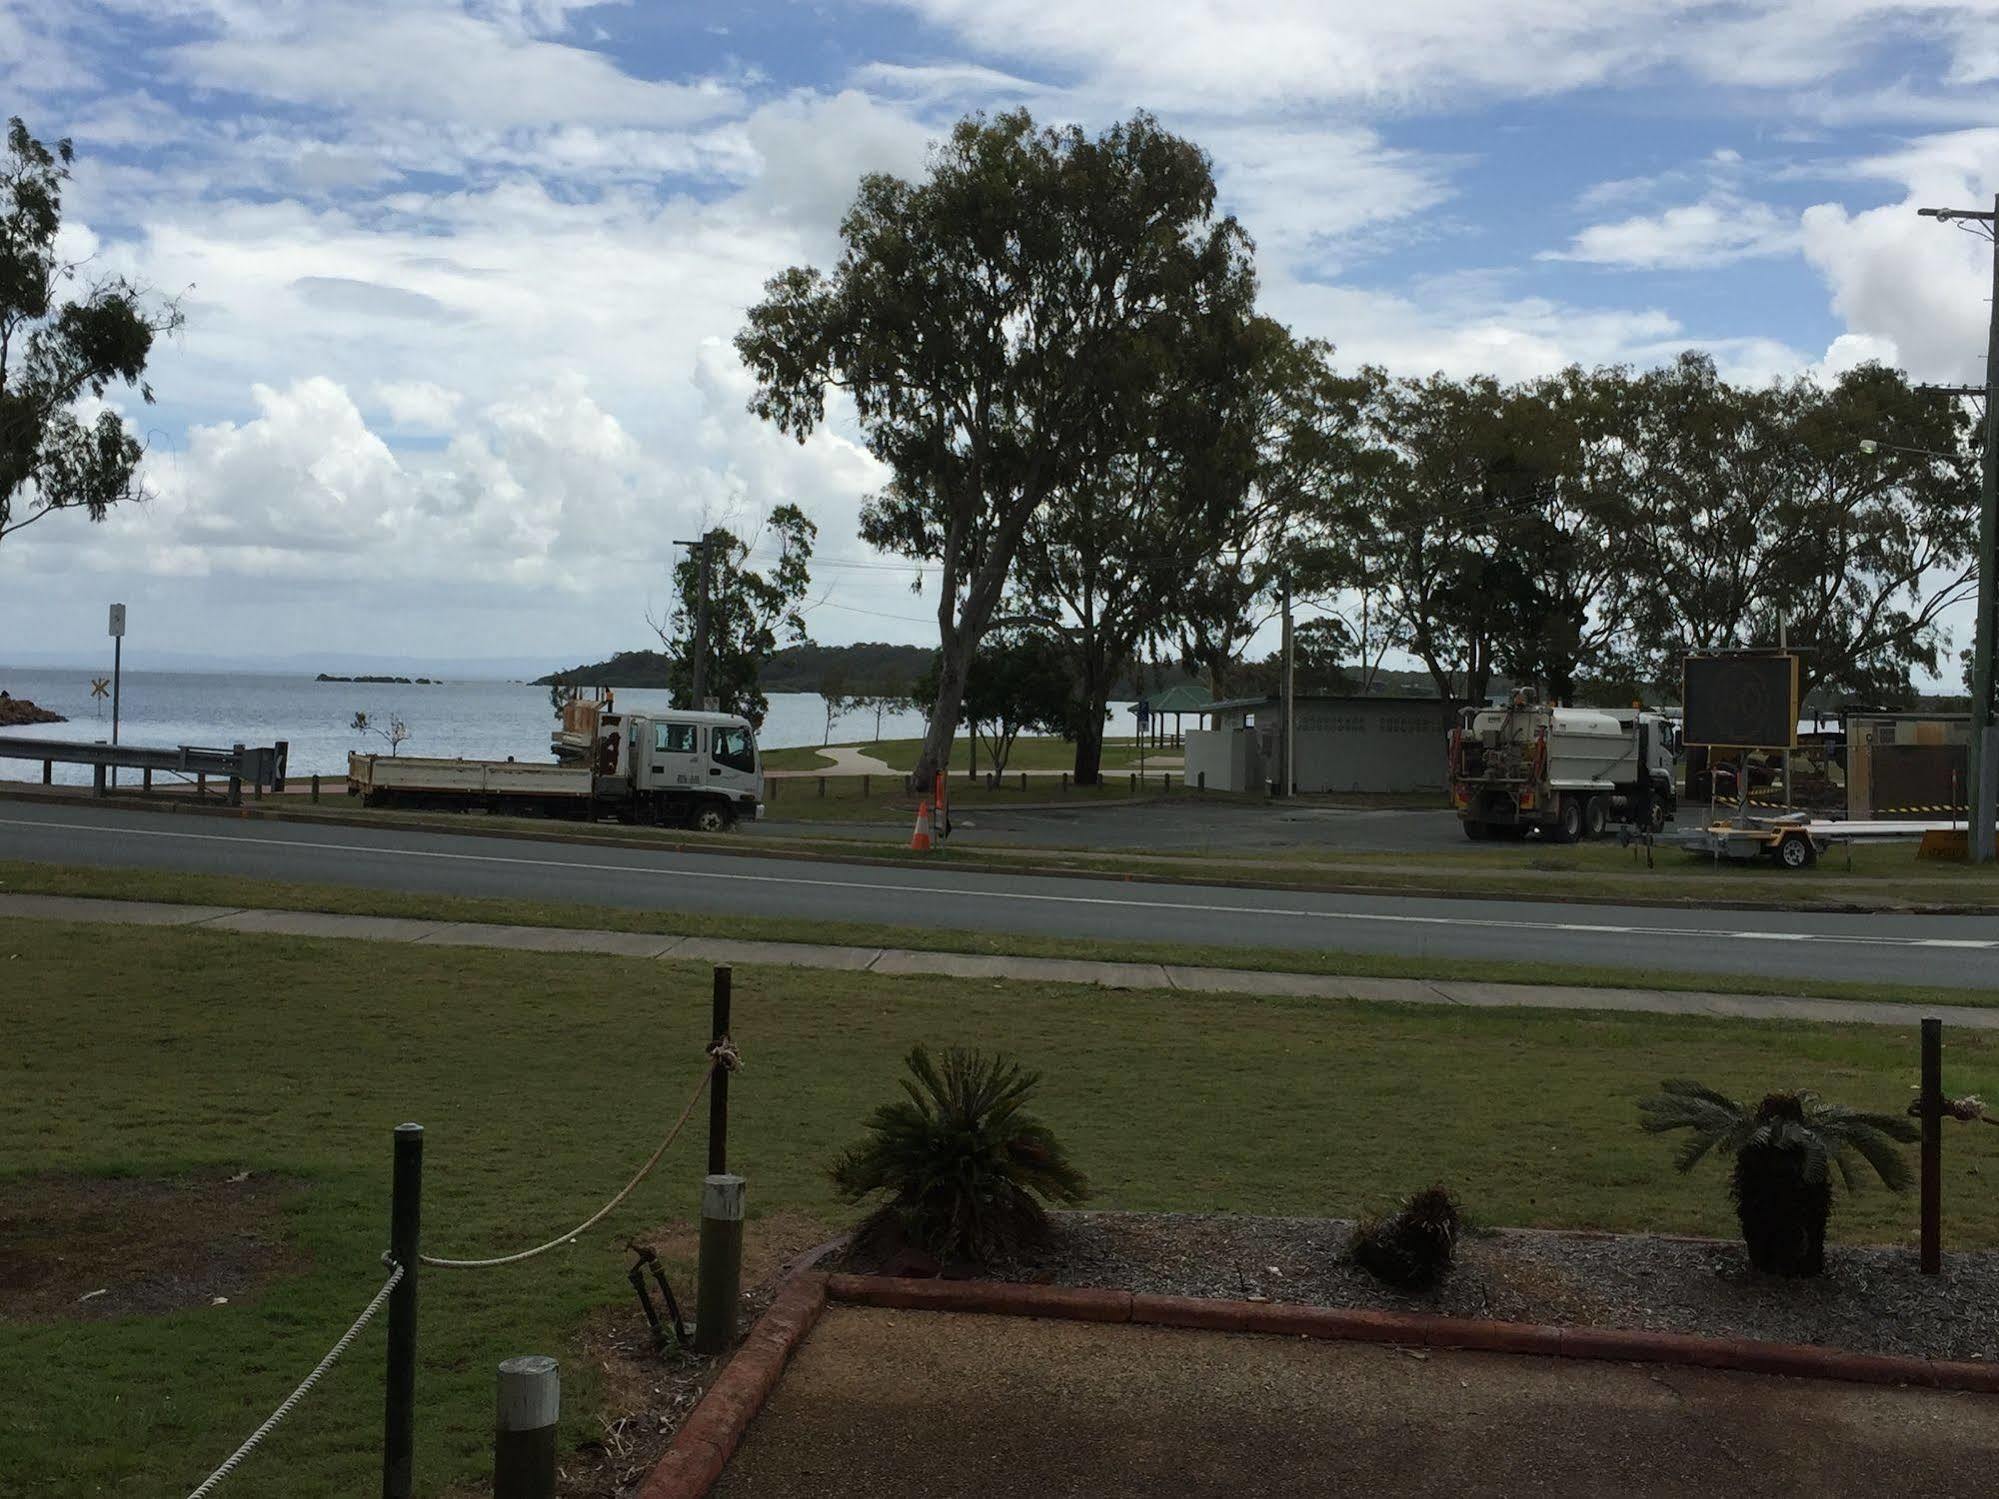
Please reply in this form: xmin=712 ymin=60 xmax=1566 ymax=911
xmin=1730 ymin=1144 xmax=1831 ymax=1277
xmin=1071 ymin=712 xmax=1105 ymax=786
xmin=914 ymin=642 xmax=970 ymax=790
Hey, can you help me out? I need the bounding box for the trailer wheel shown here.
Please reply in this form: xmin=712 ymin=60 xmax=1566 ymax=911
xmin=1462 ymin=820 xmax=1491 ymax=842
xmin=1649 ymin=801 xmax=1671 ymax=834
xmin=690 ymin=802 xmax=733 ymax=834
xmin=1776 ymin=831 xmax=1816 ymax=870
xmin=1583 ymin=796 xmax=1608 ymax=839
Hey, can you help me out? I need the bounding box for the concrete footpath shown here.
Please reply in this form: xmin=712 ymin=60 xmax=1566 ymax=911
xmin=2 ymin=890 xmax=1992 ymax=1031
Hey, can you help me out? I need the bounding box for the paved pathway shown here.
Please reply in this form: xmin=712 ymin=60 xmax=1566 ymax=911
xmin=714 ymin=1307 xmax=1995 ymax=1497
xmin=2 ymin=891 xmax=1992 ymax=1030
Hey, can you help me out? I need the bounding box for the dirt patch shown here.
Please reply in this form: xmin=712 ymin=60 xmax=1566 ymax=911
xmin=0 ymin=1170 xmax=308 ymax=1322
xmin=435 ymin=1209 xmax=838 ymax=1499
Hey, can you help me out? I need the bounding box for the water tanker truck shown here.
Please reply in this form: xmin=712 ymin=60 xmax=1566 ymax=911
xmin=1449 ymin=696 xmax=1680 ymax=843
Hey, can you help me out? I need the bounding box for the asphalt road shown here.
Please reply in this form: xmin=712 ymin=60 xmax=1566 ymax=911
xmin=2 ymin=801 xmax=1995 ymax=990
xmin=755 ymin=801 xmax=1470 ymax=853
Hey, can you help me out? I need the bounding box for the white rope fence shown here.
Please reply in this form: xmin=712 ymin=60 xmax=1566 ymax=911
xmin=183 ymin=1259 xmax=404 ymax=1499
xmin=418 ymin=1045 xmax=733 ymax=1271
xmin=181 ymin=1038 xmax=740 ymax=1493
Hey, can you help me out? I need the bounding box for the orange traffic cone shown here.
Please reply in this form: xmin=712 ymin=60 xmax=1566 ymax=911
xmin=910 ymin=798 xmax=934 ymax=852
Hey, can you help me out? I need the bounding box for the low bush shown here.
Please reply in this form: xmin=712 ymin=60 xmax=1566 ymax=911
xmin=829 ymin=1043 xmax=1089 ymax=1265
xmin=1348 ymin=1185 xmax=1462 ymax=1292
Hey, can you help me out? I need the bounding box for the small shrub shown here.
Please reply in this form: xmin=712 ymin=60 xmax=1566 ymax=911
xmin=1348 ymin=1186 xmax=1461 ymax=1292
xmin=1639 ymin=1080 xmax=1916 ymax=1277
xmin=829 ymin=1044 xmax=1088 ymax=1265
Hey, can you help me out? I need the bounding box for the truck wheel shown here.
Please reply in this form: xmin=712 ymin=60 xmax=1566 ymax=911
xmin=691 ymin=803 xmax=733 ymax=834
xmin=1462 ymin=820 xmax=1491 ymax=842
xmin=1583 ymin=796 xmax=1608 ymax=839
xmin=1776 ymin=832 xmax=1816 ymax=870
xmin=1649 ymin=801 xmax=1670 ymax=834
xmin=1553 ymin=795 xmax=1585 ymax=844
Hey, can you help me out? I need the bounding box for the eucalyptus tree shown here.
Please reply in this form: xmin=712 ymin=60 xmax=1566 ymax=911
xmin=1758 ymin=363 xmax=1978 ymax=703
xmin=1623 ymin=352 xmax=1794 ymax=693
xmin=1478 ymin=365 xmax=1643 ymax=703
xmin=736 ymin=109 xmax=1252 ymax=789
xmin=1173 ymin=327 xmax=1376 ymax=702
xmin=1 ymin=117 xmax=181 ymax=544
xmin=1351 ymin=372 xmax=1512 ymax=704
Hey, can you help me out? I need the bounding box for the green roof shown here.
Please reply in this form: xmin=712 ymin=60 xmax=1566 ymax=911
xmin=1139 ymin=683 xmax=1214 ymax=714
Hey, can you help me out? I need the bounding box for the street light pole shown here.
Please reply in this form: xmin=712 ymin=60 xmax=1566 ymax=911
xmin=1918 ymin=198 xmax=1999 ymax=861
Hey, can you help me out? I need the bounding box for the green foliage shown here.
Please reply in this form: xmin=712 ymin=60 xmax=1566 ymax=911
xmin=651 ymin=505 xmax=816 ymax=729
xmin=738 ymin=108 xmax=1252 ymax=788
xmin=0 ymin=117 xmax=181 ymax=543
xmin=829 ymin=1043 xmax=1089 ymax=1264
xmin=1639 ymin=1081 xmax=1918 ymax=1275
xmin=914 ymin=628 xmax=1076 ymax=775
xmin=1348 ymin=1185 xmax=1462 ymax=1292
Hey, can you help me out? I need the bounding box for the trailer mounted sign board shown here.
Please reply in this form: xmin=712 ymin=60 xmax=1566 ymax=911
xmin=108 ymin=603 xmax=126 ymax=638
xmin=1682 ymin=652 xmax=1799 ymax=749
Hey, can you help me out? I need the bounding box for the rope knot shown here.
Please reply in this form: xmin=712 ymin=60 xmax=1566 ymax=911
xmin=708 ymin=1035 xmax=743 ymax=1072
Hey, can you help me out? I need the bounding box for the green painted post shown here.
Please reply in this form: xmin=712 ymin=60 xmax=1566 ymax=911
xmin=383 ymin=1123 xmax=423 ymax=1499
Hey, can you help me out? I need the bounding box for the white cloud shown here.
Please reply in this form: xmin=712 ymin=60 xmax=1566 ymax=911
xmin=374 ymin=381 xmax=465 ymax=431
xmin=1543 ymin=195 xmax=1800 ymax=269
xmin=166 ymin=0 xmax=741 ymax=131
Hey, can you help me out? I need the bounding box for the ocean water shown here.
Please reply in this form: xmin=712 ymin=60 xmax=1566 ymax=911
xmin=0 ymin=668 xmax=939 ymax=786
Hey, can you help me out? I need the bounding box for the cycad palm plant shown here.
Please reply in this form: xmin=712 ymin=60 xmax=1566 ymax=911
xmin=830 ymin=1044 xmax=1089 ymax=1265
xmin=1639 ymin=1081 xmax=1917 ymax=1276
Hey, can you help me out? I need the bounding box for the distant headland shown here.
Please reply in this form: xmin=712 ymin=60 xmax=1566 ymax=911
xmin=0 ymin=691 xmax=66 ymax=726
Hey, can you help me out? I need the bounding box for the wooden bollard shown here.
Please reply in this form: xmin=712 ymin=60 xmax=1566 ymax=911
xmin=695 ymin=1174 xmax=745 ymax=1355
xmin=311 ymin=773 xmax=321 ymax=803
xmin=493 ymin=1356 xmax=559 ymax=1499
xmin=818 ymin=776 xmax=826 ymax=798
xmin=142 ymin=767 xmax=152 ymax=794
xmin=42 ymin=759 xmax=51 ymax=785
xmin=383 ymin=1123 xmax=423 ymax=1499
xmin=1019 ymin=770 xmax=1027 ymax=792
xmin=862 ymin=775 xmax=870 ymax=798
xmin=1061 ymin=772 xmax=1068 ymax=794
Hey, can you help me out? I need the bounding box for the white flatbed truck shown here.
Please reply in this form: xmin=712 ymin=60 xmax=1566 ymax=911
xmin=349 ymin=708 xmax=763 ymax=831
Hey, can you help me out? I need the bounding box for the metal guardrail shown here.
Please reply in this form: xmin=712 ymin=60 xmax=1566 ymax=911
xmin=0 ymin=735 xmax=288 ymax=802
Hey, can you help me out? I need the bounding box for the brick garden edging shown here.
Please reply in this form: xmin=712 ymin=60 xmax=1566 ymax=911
xmin=636 ymin=1269 xmax=1998 ymax=1499
xmin=634 ymin=1271 xmax=829 ymax=1499
xmin=824 ymin=1274 xmax=1999 ymax=1394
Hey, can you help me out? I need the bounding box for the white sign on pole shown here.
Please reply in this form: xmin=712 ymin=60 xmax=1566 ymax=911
xmin=109 ymin=603 xmax=126 ymax=638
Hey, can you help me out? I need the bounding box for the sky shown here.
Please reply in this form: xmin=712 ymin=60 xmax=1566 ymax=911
xmin=4 ymin=0 xmax=1999 ymax=677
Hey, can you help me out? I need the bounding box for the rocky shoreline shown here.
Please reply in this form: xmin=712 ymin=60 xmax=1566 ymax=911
xmin=0 ymin=693 xmax=65 ymax=727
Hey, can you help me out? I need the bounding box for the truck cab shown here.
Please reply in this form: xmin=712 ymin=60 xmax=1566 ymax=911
xmin=599 ymin=710 xmax=763 ymax=831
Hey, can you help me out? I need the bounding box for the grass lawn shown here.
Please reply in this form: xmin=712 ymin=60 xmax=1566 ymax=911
xmin=4 ymin=917 xmax=1996 ymax=1496
xmin=7 ymin=857 xmax=1998 ymax=1011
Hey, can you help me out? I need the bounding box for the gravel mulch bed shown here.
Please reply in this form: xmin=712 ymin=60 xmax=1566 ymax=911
xmin=961 ymin=1211 xmax=1999 ymax=1365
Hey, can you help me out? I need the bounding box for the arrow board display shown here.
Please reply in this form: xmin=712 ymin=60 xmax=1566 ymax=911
xmin=1682 ymin=654 xmax=1799 ymax=749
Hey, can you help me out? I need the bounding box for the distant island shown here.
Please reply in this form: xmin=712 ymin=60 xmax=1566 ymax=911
xmin=0 ymin=692 xmax=66 ymax=727
xmin=317 ymin=674 xmax=440 ymax=684
xmin=536 ymin=643 xmax=935 ymax=695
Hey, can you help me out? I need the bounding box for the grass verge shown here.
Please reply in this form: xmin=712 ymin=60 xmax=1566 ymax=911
xmin=3 ymin=918 xmax=1994 ymax=1497
xmin=4 ymin=857 xmax=1997 ymax=1011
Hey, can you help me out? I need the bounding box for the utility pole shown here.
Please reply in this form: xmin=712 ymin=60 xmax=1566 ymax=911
xmin=1281 ymin=584 xmax=1296 ymax=797
xmin=673 ymin=532 xmax=717 ymax=712
xmin=1918 ymin=198 xmax=1999 ymax=862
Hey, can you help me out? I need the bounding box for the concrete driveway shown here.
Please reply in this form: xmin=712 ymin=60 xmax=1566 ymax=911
xmin=716 ymin=1307 xmax=1995 ymax=1497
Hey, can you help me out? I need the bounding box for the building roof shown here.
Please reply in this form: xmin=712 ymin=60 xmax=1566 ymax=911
xmin=1139 ymin=683 xmax=1214 ymax=714
xmin=1203 ymin=693 xmax=1450 ymax=715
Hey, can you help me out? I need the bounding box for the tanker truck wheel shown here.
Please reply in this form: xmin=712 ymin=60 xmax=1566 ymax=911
xmin=1552 ymin=795 xmax=1585 ymax=844
xmin=1462 ymin=819 xmax=1491 ymax=842
xmin=690 ymin=802 xmax=734 ymax=834
xmin=1583 ymin=796 xmax=1608 ymax=839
